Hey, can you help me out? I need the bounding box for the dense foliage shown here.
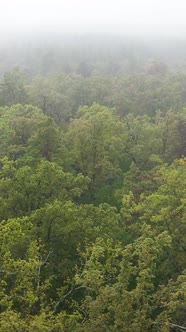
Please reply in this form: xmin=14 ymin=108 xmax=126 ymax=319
xmin=0 ymin=37 xmax=185 ymax=331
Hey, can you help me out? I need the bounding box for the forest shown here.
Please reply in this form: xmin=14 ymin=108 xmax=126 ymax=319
xmin=0 ymin=35 xmax=185 ymax=331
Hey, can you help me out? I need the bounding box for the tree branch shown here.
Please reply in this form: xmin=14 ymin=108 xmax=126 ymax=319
xmin=152 ymin=321 xmax=186 ymax=331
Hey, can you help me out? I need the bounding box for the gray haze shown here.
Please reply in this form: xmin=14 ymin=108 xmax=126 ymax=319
xmin=1 ymin=0 xmax=186 ymax=39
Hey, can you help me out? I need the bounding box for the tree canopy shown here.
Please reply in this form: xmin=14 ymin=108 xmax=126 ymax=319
xmin=0 ymin=38 xmax=185 ymax=331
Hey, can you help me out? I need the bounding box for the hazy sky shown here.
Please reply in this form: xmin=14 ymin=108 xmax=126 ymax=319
xmin=1 ymin=0 xmax=186 ymax=37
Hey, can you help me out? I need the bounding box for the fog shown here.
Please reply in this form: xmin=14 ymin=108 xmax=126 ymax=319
xmin=1 ymin=0 xmax=186 ymax=40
